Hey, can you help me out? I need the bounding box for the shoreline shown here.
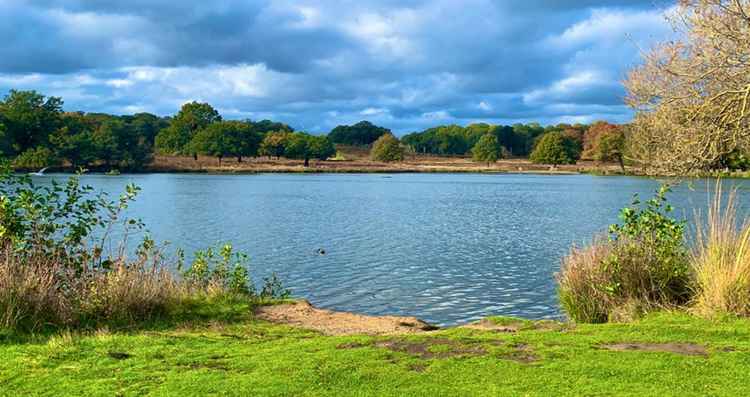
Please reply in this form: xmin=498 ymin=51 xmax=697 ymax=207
xmin=254 ymin=300 xmax=563 ymax=335
xmin=26 ymin=155 xmax=633 ymax=176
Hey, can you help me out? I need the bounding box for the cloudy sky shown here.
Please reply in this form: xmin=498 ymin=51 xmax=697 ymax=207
xmin=0 ymin=0 xmax=674 ymax=133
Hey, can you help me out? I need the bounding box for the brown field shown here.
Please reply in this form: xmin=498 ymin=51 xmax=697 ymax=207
xmin=147 ymin=146 xmax=628 ymax=175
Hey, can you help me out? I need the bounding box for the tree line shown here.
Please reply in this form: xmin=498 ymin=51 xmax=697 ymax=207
xmin=0 ymin=89 xmax=627 ymax=170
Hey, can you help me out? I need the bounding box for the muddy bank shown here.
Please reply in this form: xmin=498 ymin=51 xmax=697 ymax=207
xmin=254 ymin=300 xmax=568 ymax=336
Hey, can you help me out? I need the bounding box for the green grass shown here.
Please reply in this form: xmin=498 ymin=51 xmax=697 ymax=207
xmin=2 ymin=309 xmax=750 ymax=396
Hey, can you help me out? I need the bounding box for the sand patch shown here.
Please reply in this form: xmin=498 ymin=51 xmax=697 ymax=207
xmin=254 ymin=300 xmax=439 ymax=336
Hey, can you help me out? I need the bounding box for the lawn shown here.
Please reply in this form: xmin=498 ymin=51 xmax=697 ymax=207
xmin=1 ymin=306 xmax=749 ymax=396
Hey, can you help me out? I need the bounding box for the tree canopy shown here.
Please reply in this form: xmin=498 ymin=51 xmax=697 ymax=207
xmin=189 ymin=121 xmax=263 ymax=164
xmin=155 ymin=102 xmax=222 ymax=155
xmin=0 ymin=90 xmax=63 ymax=154
xmin=471 ymin=134 xmax=501 ymax=166
xmin=625 ymin=0 xmax=750 ymax=174
xmin=259 ymin=131 xmax=291 ymax=159
xmin=329 ymin=121 xmax=390 ymax=146
xmin=596 ymin=129 xmax=626 ymax=170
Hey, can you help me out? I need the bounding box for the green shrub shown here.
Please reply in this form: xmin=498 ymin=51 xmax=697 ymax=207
xmin=181 ymin=244 xmax=255 ymax=296
xmin=370 ymin=133 xmax=405 ymax=162
xmin=558 ymin=185 xmax=691 ymax=323
xmin=0 ymin=165 xmax=141 ymax=269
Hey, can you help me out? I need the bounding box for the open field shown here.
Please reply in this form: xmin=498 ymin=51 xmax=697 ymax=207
xmin=147 ymin=146 xmax=627 ymax=174
xmin=2 ymin=301 xmax=749 ymax=396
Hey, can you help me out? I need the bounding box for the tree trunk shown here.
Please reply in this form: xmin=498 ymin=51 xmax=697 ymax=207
xmin=618 ymin=156 xmax=625 ymax=172
xmin=237 ymin=156 xmax=242 ymax=163
xmin=193 ymin=153 xmax=198 ymax=161
xmin=304 ymin=156 xmax=310 ymax=167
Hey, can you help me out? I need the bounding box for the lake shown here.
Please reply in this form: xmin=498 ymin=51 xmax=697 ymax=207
xmin=31 ymin=173 xmax=748 ymax=326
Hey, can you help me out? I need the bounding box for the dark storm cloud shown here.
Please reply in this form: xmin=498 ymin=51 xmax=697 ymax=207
xmin=0 ymin=0 xmax=674 ymax=132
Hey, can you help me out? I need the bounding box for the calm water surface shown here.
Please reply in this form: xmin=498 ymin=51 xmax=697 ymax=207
xmin=33 ymin=173 xmax=750 ymax=325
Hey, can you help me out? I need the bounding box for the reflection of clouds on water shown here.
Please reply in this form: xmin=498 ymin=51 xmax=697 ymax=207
xmin=34 ymin=173 xmax=749 ymax=326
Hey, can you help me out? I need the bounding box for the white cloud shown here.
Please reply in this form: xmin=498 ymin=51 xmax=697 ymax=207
xmin=478 ymin=101 xmax=493 ymax=111
xmin=360 ymin=107 xmax=388 ymax=116
xmin=105 ymin=79 xmax=133 ymax=88
xmin=523 ymin=71 xmax=606 ymax=105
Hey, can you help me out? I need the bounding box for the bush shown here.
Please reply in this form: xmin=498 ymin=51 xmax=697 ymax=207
xmin=558 ymin=186 xmax=691 ymax=323
xmin=0 ymin=166 xmax=141 ymax=268
xmin=692 ymin=185 xmax=750 ymax=317
xmin=370 ymin=133 xmax=405 ymax=162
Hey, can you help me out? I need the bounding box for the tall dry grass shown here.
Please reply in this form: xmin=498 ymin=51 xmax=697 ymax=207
xmin=0 ymin=245 xmax=233 ymax=332
xmin=557 ymin=238 xmax=615 ymax=323
xmin=691 ymin=185 xmax=750 ymax=317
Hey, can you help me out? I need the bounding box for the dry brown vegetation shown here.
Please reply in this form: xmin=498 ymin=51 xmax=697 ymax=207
xmin=625 ymin=0 xmax=750 ymax=174
xmin=148 ymin=148 xmax=626 ymax=175
xmin=692 ymin=185 xmax=750 ymax=317
xmin=0 ymin=244 xmax=251 ymax=332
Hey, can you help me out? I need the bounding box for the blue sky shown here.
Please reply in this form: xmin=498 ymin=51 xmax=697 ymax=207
xmin=0 ymin=0 xmax=674 ymax=133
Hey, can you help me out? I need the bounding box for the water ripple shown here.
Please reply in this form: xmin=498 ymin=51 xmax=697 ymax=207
xmin=33 ymin=173 xmax=750 ymax=326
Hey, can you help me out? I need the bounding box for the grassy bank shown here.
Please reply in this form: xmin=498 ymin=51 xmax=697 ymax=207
xmin=2 ymin=306 xmax=749 ymax=396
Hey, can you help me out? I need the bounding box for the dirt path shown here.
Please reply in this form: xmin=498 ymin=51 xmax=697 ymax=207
xmin=254 ymin=300 xmax=439 ymax=336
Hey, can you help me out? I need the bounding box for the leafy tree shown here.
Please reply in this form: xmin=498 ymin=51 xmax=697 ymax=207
xmin=596 ymin=129 xmax=626 ymax=170
xmin=188 ymin=122 xmax=242 ymax=165
xmin=190 ymin=121 xmax=263 ymax=163
xmin=582 ymin=121 xmax=619 ymax=160
xmin=472 ymin=134 xmax=501 ymax=166
xmin=307 ymin=135 xmax=336 ymax=161
xmin=282 ymin=133 xmax=336 ymax=166
xmin=50 ymin=113 xmax=98 ymax=168
xmin=329 ymin=121 xmax=390 ymax=146
xmin=512 ymin=123 xmax=546 ymax=156
xmin=259 ymin=131 xmax=290 ymax=159
xmin=0 ymin=120 xmax=10 ymax=157
xmin=91 ymin=120 xmax=121 ymax=167
xmin=283 ymin=133 xmax=310 ymax=161
xmin=370 ymin=133 xmax=405 ymax=162
xmin=123 ymin=113 xmax=168 ymax=146
xmin=0 ymin=90 xmax=63 ymax=154
xmin=229 ymin=121 xmax=263 ymax=162
xmin=13 ymin=147 xmax=58 ymax=170
xmin=561 ymin=128 xmax=584 ymax=158
xmin=529 ymin=132 xmax=578 ymax=165
xmin=624 ymin=1 xmax=750 ymax=174
xmin=155 ymin=102 xmax=221 ymax=155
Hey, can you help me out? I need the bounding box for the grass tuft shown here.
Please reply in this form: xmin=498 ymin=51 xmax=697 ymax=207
xmin=691 ymin=184 xmax=750 ymax=317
